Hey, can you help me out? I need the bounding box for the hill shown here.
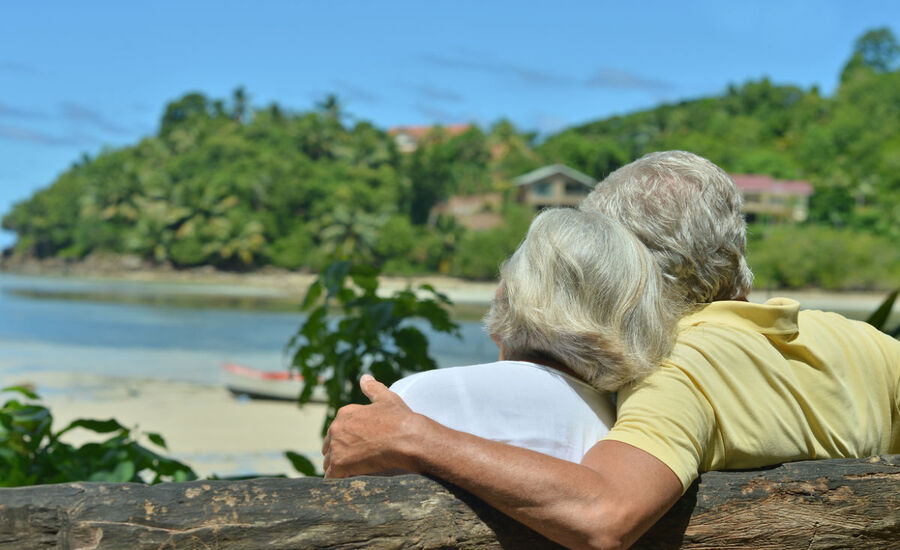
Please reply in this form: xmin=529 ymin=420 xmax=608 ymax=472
xmin=3 ymin=29 xmax=898 ymax=287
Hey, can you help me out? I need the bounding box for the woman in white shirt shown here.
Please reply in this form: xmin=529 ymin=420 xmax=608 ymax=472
xmin=390 ymin=208 xmax=679 ymax=463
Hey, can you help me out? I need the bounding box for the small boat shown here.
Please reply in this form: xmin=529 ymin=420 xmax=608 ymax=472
xmin=222 ymin=363 xmax=327 ymax=402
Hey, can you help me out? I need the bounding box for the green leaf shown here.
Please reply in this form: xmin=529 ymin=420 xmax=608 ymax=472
xmin=89 ymin=460 xmax=136 ymax=483
xmin=1 ymin=386 xmax=39 ymax=400
xmin=866 ymin=289 xmax=898 ymax=332
xmin=369 ymin=360 xmax=396 ymax=383
xmin=285 ymin=451 xmax=320 ymax=477
xmin=300 ymin=280 xmax=323 ymax=310
xmin=58 ymin=418 xmax=128 ymax=437
xmin=350 ymin=264 xmax=378 ymax=294
xmin=146 ymin=432 xmax=167 ymax=449
xmin=418 ymin=283 xmax=451 ymax=304
xmin=172 ymin=469 xmax=195 ymax=482
xmin=321 ymin=261 xmax=351 ymax=296
xmin=365 ymin=301 xmax=395 ymax=331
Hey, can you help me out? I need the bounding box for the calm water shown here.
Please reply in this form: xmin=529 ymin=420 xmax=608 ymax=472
xmin=0 ymin=274 xmax=497 ymax=392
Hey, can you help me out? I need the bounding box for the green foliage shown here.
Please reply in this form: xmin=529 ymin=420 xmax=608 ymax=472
xmin=285 ymin=450 xmax=320 ymax=477
xmin=843 ymin=27 xmax=899 ymax=77
xmin=287 ymin=261 xmax=460 ymax=435
xmin=537 ymin=132 xmax=629 ymax=179
xmin=0 ymin=386 xmax=196 ymax=487
xmin=267 ymin=224 xmax=318 ymax=270
xmin=866 ymin=289 xmax=900 ymax=337
xmin=2 ymin=91 xmax=405 ymax=270
xmin=544 ymin=30 xmax=899 ymax=239
xmin=747 ymin=225 xmax=900 ymax=290
xmin=451 ymin=204 xmax=534 ymax=279
xmin=405 ymin=127 xmax=489 ymax=224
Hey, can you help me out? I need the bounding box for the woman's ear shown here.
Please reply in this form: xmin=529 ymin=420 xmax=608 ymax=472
xmin=491 ymin=333 xmax=505 ymax=361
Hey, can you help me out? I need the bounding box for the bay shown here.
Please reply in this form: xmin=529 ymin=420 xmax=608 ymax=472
xmin=0 ymin=274 xmax=498 ymax=393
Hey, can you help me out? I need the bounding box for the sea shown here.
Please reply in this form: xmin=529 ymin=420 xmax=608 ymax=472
xmin=0 ymin=273 xmax=498 ymax=394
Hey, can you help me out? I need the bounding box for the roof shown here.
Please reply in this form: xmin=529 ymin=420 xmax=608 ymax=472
xmin=513 ymin=164 xmax=596 ymax=187
xmin=731 ymin=174 xmax=813 ymax=195
xmin=387 ymin=124 xmax=473 ymax=139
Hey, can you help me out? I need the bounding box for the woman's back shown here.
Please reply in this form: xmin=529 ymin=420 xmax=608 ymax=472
xmin=390 ymin=360 xmax=615 ymax=463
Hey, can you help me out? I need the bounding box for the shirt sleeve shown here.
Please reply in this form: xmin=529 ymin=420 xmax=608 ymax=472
xmin=605 ymin=362 xmax=717 ymax=492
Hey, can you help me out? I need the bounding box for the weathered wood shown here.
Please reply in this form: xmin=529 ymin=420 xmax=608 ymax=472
xmin=0 ymin=455 xmax=897 ymax=549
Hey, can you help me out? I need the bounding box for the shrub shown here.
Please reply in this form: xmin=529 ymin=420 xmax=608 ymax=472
xmin=0 ymin=386 xmax=196 ymax=487
xmin=287 ymin=261 xmax=460 ymax=435
xmin=748 ymin=224 xmax=900 ymax=290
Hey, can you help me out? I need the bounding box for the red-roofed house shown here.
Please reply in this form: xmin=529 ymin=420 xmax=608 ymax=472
xmin=731 ymin=174 xmax=814 ymax=223
xmin=387 ymin=124 xmax=473 ymax=153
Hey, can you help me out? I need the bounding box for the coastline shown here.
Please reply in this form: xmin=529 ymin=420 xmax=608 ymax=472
xmin=1 ymin=257 xmax=895 ymax=315
xmin=0 ymin=256 xmax=499 ymax=306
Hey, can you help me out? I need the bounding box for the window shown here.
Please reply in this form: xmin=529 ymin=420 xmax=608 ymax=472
xmin=533 ymin=182 xmax=552 ymax=196
xmin=565 ymin=182 xmax=586 ymax=195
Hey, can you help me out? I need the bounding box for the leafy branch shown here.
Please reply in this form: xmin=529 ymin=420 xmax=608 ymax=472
xmin=0 ymin=386 xmax=196 ymax=487
xmin=286 ymin=261 xmax=460 ymax=437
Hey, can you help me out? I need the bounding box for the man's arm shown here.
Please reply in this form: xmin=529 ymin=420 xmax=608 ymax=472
xmin=323 ymin=376 xmax=682 ymax=550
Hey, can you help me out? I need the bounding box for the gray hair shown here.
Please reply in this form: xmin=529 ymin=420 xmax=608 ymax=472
xmin=581 ymin=150 xmax=753 ymax=304
xmin=484 ymin=208 xmax=678 ymax=392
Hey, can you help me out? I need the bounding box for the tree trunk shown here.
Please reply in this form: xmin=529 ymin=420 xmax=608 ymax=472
xmin=0 ymin=455 xmax=897 ymax=549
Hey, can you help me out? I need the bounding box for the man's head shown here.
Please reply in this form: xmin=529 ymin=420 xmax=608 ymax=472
xmin=581 ymin=150 xmax=752 ymax=305
xmin=484 ymin=208 xmax=676 ymax=392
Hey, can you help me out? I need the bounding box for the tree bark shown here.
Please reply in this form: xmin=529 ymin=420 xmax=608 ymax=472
xmin=0 ymin=455 xmax=897 ymax=549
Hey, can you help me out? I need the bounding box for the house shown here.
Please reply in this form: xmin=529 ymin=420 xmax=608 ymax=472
xmin=731 ymin=174 xmax=813 ymax=223
xmin=387 ymin=124 xmax=473 ymax=153
xmin=429 ymin=193 xmax=503 ymax=230
xmin=513 ymin=164 xmax=596 ymax=209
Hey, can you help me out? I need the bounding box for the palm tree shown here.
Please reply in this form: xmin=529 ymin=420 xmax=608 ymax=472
xmin=313 ymin=206 xmax=386 ymax=262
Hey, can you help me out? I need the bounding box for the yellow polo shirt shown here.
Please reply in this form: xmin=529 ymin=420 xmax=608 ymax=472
xmin=606 ymin=298 xmax=900 ymax=491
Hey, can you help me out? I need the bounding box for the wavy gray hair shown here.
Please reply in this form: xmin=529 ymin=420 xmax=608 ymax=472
xmin=484 ymin=208 xmax=678 ymax=392
xmin=581 ymin=151 xmax=752 ymax=305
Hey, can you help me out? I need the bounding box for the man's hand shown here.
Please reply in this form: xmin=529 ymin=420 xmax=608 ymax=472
xmin=322 ymin=374 xmax=423 ymax=478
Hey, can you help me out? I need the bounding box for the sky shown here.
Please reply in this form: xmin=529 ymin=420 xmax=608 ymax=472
xmin=1 ymin=1 xmax=897 ymax=248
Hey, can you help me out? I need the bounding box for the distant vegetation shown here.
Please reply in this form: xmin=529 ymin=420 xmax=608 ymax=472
xmin=3 ymin=28 xmax=898 ymax=288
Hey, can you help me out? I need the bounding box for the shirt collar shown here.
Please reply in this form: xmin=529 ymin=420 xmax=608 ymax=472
xmin=678 ymin=298 xmax=800 ymax=340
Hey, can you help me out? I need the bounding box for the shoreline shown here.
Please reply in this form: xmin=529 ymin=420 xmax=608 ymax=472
xmin=0 ymin=260 xmax=500 ymax=306
xmin=1 ymin=263 xmax=895 ymax=317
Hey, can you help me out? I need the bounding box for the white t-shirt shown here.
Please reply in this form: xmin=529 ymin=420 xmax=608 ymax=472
xmin=390 ymin=360 xmax=615 ymax=463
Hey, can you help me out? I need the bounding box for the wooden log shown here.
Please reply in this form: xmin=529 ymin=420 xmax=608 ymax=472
xmin=0 ymin=455 xmax=897 ymax=549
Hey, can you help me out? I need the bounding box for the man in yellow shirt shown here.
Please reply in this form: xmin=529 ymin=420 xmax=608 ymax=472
xmin=608 ymin=297 xmax=900 ymax=492
xmin=323 ymin=151 xmax=900 ymax=549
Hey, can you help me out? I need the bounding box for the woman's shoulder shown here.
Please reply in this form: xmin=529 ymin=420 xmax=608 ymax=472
xmin=390 ymin=360 xmax=566 ymax=394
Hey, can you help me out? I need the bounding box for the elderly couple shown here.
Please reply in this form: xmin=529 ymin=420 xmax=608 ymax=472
xmin=323 ymin=151 xmax=900 ymax=549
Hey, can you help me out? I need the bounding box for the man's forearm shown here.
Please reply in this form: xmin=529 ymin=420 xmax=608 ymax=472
xmin=324 ymin=377 xmax=683 ymax=550
xmin=399 ymin=414 xmax=679 ymax=550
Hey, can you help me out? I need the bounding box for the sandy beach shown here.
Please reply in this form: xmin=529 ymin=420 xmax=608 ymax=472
xmin=14 ymin=371 xmax=329 ymax=479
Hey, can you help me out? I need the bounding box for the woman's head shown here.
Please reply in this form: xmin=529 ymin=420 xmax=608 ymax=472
xmin=484 ymin=208 xmax=678 ymax=392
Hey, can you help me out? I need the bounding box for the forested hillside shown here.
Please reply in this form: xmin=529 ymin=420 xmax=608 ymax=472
xmin=543 ymin=30 xmax=899 ymax=235
xmin=3 ymin=29 xmax=898 ymax=287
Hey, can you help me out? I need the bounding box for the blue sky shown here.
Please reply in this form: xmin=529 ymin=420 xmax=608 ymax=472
xmin=1 ymin=1 xmax=897 ymax=248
